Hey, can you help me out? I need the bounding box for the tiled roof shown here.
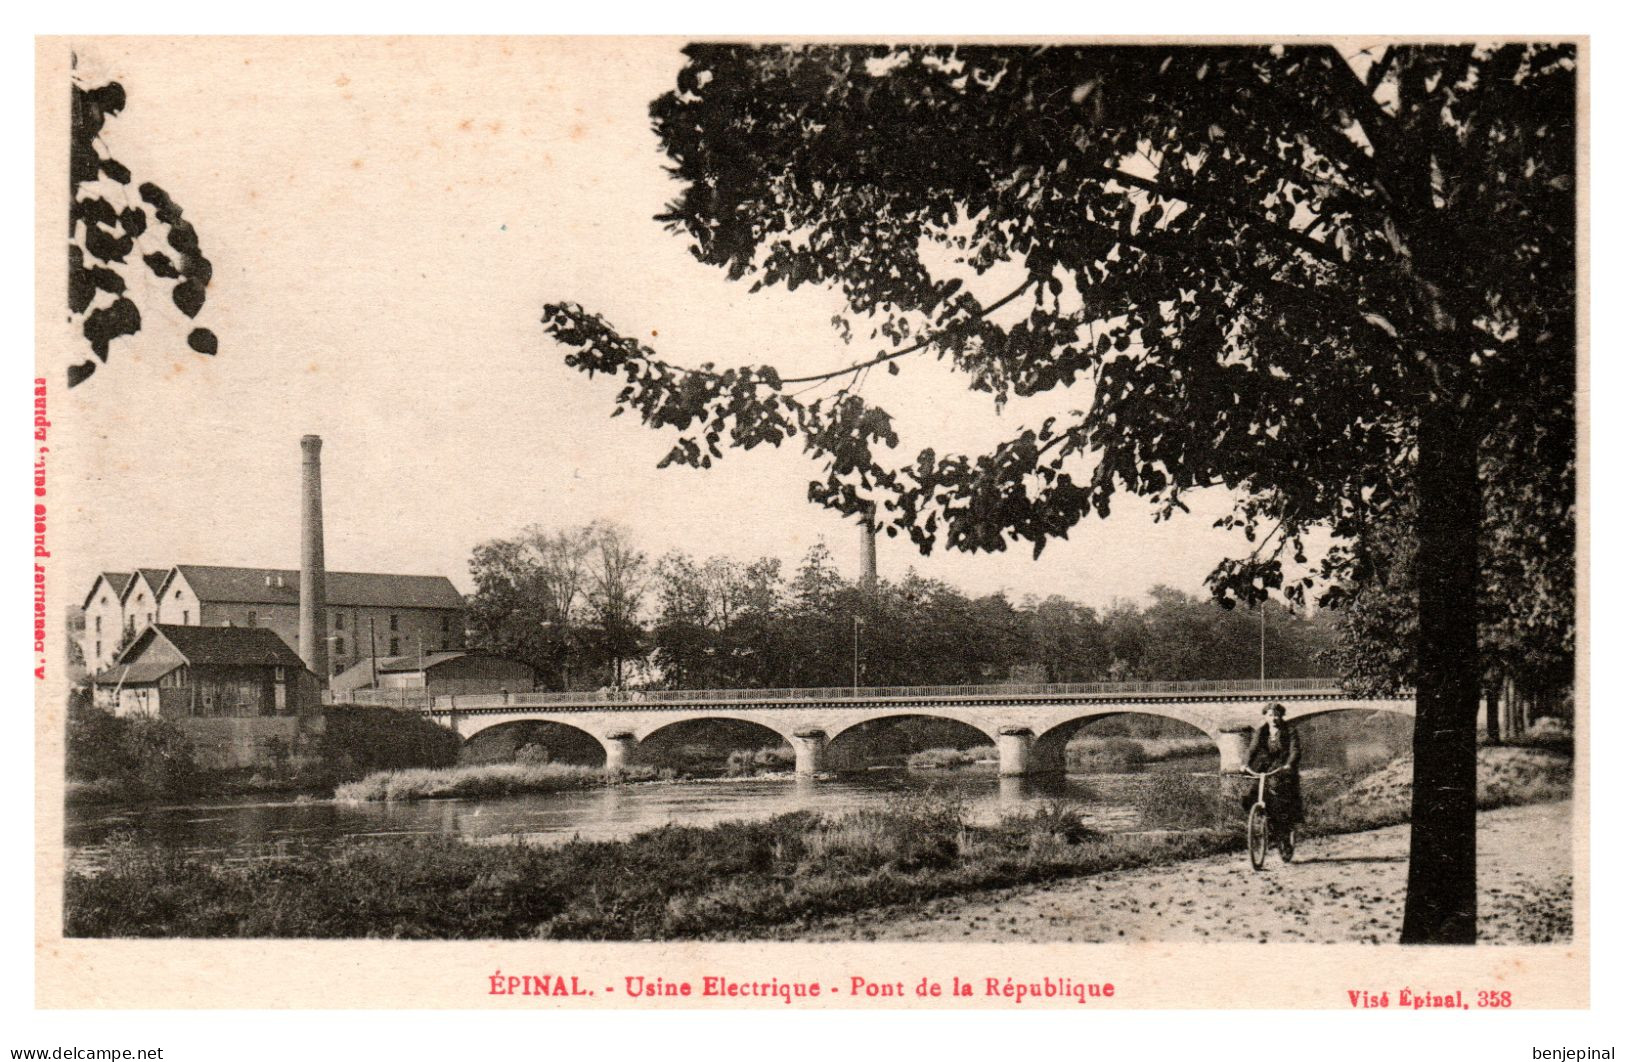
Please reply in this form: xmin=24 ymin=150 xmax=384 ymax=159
xmin=152 ymin=623 xmax=307 ymax=668
xmin=375 ymin=651 xmax=469 ymax=673
xmin=330 ymin=652 xmax=532 ymax=690
xmin=82 ymin=572 xmax=132 ymax=611
xmin=171 ymin=565 xmax=465 ymax=609
xmin=120 ymin=567 xmax=170 ymax=604
xmin=91 ymin=660 xmax=181 ymax=686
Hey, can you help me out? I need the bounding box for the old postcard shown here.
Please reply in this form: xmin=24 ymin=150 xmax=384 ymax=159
xmin=32 ymin=35 xmax=1586 ymax=1011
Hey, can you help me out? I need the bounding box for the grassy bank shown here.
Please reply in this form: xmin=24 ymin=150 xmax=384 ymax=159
xmin=66 ymin=746 xmax=1571 ymax=940
xmin=334 ymin=762 xmax=664 ymax=802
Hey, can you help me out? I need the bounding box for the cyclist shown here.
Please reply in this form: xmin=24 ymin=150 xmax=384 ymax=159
xmin=1243 ymin=702 xmax=1304 ymax=829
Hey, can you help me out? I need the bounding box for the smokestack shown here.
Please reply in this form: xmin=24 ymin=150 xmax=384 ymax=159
xmin=299 ymin=434 xmax=328 ymax=683
xmin=858 ymin=501 xmax=878 ymax=592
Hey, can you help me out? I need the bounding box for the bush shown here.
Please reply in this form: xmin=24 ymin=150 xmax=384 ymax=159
xmin=321 ymin=707 xmax=462 ymax=783
xmin=725 ymin=746 xmax=795 ymax=776
xmin=65 ymin=706 xmax=201 ymax=801
xmin=906 ymin=747 xmax=991 ymax=769
xmin=1066 ymin=737 xmax=1149 ymax=771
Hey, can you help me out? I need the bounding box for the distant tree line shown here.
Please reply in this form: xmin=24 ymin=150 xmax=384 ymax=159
xmin=466 ymin=524 xmax=1340 ymax=691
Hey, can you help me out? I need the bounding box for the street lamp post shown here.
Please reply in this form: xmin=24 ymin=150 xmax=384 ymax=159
xmin=852 ymin=615 xmax=863 ymax=694
xmin=1259 ymin=601 xmax=1266 ymax=683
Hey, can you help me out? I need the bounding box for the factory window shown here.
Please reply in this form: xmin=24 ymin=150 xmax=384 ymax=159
xmin=247 ymin=610 xmax=257 ymax=627
xmin=334 ymin=636 xmax=345 ymax=656
xmin=94 ymin=615 xmax=101 ymax=634
xmin=182 ymin=610 xmax=190 ymax=624
xmin=389 ymin=614 xmax=399 ymax=632
xmin=95 ymin=640 xmax=101 ymax=659
xmin=175 ymin=590 xmax=182 ymax=599
xmin=389 ymin=637 xmax=400 ymax=655
xmin=335 ymin=613 xmax=345 ymax=631
xmin=441 ymin=615 xmax=450 ymax=633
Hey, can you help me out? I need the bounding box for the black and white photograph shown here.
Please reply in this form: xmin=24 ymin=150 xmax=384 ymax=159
xmin=31 ymin=34 xmax=1585 ymax=1015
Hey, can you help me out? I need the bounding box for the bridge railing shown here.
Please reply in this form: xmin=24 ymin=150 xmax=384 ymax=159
xmin=322 ymin=676 xmax=1348 ymax=712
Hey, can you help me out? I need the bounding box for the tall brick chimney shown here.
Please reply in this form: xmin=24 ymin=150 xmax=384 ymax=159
xmin=858 ymin=501 xmax=878 ymax=592
xmin=299 ymin=434 xmax=328 ymax=682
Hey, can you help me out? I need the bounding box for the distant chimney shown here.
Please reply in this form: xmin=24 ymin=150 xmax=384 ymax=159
xmin=299 ymin=435 xmax=328 ymax=682
xmin=858 ymin=501 xmax=878 ymax=592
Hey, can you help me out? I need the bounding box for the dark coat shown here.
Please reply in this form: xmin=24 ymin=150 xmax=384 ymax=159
xmin=1243 ymin=720 xmax=1304 ymax=824
xmin=1246 ymin=720 xmax=1301 ymax=773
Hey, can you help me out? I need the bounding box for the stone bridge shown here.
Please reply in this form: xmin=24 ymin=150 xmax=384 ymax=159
xmin=337 ymin=678 xmax=1414 ymax=778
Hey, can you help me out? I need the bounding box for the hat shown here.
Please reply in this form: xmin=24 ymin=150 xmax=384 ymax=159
xmin=1262 ymin=702 xmax=1287 ymax=717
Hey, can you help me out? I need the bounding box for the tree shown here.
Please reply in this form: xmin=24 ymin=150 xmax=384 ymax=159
xmin=466 ymin=525 xmax=594 ymax=688
xmin=70 ymin=61 xmax=217 ymax=386
xmin=1020 ymin=595 xmax=1110 ymax=683
xmin=582 ymin=523 xmax=649 ymax=686
xmin=542 ymin=44 xmax=1576 ymax=942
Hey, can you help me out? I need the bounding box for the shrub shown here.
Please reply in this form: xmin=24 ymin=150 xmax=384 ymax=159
xmin=321 ymin=707 xmax=462 ymax=782
xmin=725 ymin=746 xmax=795 ymax=776
xmin=65 ymin=706 xmax=201 ymax=801
xmin=1065 ymin=737 xmax=1149 ymax=772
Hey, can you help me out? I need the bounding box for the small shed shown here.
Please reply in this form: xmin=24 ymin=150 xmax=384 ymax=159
xmin=92 ymin=623 xmax=320 ymax=719
xmin=333 ymin=651 xmax=536 ymax=698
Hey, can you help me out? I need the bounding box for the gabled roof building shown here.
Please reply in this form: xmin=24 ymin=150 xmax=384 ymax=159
xmin=92 ymin=623 xmax=319 ymax=720
xmin=80 ymin=564 xmax=467 ymax=680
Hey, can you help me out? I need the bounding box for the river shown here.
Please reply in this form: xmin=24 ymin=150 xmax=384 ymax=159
xmin=64 ymin=765 xmax=1215 ymax=871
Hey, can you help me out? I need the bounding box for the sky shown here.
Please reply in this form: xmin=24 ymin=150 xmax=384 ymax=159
xmin=53 ymin=37 xmax=1291 ymax=613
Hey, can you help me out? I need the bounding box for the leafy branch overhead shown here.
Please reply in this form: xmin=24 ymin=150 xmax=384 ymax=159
xmin=543 ymin=44 xmax=1574 ymax=618
xmin=69 ymin=72 xmax=218 ymax=386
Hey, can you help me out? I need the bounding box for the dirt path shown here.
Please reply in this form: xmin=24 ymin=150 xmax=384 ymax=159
xmin=789 ymin=801 xmax=1573 ymax=944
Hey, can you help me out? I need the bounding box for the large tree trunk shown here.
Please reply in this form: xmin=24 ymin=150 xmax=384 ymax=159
xmin=1400 ymin=412 xmax=1483 ymax=945
xmin=1484 ymin=674 xmax=1501 ymax=746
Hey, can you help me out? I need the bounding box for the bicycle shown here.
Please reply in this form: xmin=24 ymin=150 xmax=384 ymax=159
xmin=1242 ymin=764 xmax=1298 ymax=870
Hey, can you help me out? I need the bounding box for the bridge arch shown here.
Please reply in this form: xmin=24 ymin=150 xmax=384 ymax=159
xmin=1280 ymin=705 xmax=1414 ymax=770
xmin=1031 ymin=710 xmax=1220 ymax=776
xmin=1286 ymin=703 xmax=1415 ymax=725
xmin=634 ymin=716 xmax=797 ymax=775
xmin=457 ymin=716 xmax=609 ymax=766
xmin=824 ymin=712 xmax=998 ymax=772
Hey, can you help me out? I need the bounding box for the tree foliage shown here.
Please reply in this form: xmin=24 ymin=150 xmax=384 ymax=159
xmin=70 ymin=63 xmax=217 ymax=387
xmin=541 ymin=43 xmax=1577 ymax=944
xmin=466 ymin=522 xmax=646 ymax=689
xmin=545 ymin=44 xmax=1574 ymax=608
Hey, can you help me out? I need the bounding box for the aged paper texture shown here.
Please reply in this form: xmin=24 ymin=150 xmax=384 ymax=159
xmin=34 ymin=35 xmax=1587 ymax=1010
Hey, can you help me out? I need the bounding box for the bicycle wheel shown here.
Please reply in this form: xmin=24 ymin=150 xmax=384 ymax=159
xmin=1247 ymin=804 xmax=1269 ymax=870
xmin=1279 ymin=823 xmax=1296 ymax=863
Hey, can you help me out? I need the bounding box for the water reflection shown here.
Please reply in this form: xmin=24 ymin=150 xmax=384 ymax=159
xmin=66 ymin=766 xmax=1214 ymax=871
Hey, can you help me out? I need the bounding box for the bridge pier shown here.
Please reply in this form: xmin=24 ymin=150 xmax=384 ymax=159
xmin=603 ymin=730 xmax=638 ymax=772
xmin=998 ymin=727 xmax=1036 ymax=777
xmin=1215 ymin=726 xmax=1254 ymax=775
xmin=1216 ymin=725 xmax=1256 ymax=814
xmin=790 ymin=729 xmax=827 ymax=776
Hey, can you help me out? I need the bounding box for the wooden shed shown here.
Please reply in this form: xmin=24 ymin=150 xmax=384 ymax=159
xmin=92 ymin=623 xmax=320 ymax=719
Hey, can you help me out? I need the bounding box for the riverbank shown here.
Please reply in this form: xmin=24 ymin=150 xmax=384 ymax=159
xmin=777 ymin=799 xmax=1573 ymax=944
xmin=64 ymin=746 xmax=1570 ymax=940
